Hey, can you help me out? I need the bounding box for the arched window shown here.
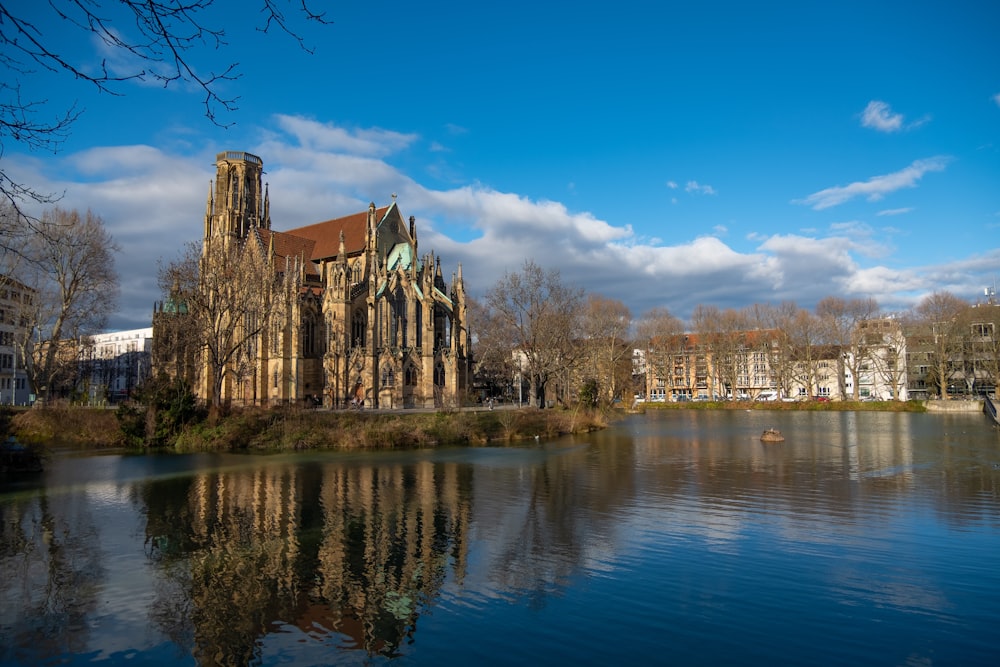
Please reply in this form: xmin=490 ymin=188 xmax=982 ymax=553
xmin=434 ymin=362 xmax=446 ymax=387
xmin=392 ymin=288 xmax=407 ymax=348
xmin=302 ymin=312 xmax=317 ymax=357
xmin=351 ymin=310 xmax=366 ymax=348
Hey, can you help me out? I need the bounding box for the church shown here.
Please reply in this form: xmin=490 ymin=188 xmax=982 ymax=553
xmin=156 ymin=150 xmax=472 ymax=409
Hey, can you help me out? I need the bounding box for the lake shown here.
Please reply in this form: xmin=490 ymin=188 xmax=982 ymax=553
xmin=2 ymin=409 xmax=999 ymax=666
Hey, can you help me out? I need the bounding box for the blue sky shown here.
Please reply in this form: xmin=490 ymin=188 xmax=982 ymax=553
xmin=5 ymin=0 xmax=1000 ymax=331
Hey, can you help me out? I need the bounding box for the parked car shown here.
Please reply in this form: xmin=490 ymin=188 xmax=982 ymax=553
xmin=812 ymin=396 xmax=831 ymax=402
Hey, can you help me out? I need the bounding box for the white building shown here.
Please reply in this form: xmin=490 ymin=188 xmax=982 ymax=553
xmin=79 ymin=327 xmax=153 ymax=404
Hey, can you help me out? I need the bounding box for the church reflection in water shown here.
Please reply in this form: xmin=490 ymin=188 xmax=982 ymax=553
xmin=143 ymin=458 xmax=473 ymax=663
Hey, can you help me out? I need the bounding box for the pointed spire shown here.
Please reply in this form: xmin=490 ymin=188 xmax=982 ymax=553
xmin=339 ymin=229 xmax=346 ymax=259
xmin=204 ymin=180 xmax=214 ymax=239
xmin=263 ymin=183 xmax=271 ymax=229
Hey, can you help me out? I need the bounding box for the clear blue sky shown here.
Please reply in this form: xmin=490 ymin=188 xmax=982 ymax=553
xmin=6 ymin=0 xmax=1000 ymax=331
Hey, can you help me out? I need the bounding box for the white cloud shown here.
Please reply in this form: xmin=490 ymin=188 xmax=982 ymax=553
xmin=666 ymin=181 xmax=678 ymax=189
xmin=993 ymin=93 xmax=1000 ymax=108
xmin=861 ymin=100 xmax=903 ymax=132
xmin=6 ymin=117 xmax=987 ymax=330
xmin=685 ymin=180 xmax=716 ymax=195
xmin=272 ymin=114 xmax=417 ymax=157
xmin=793 ymin=157 xmax=950 ymax=210
xmin=877 ymin=207 xmax=913 ymax=216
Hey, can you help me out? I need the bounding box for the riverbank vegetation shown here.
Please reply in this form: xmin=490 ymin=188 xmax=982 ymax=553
xmin=636 ymin=399 xmax=928 ymax=412
xmin=6 ymin=400 xmax=612 ymax=451
xmin=5 ymin=396 xmax=937 ymax=454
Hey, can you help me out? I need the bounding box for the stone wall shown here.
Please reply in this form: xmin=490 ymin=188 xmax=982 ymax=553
xmin=924 ymin=399 xmax=984 ymax=413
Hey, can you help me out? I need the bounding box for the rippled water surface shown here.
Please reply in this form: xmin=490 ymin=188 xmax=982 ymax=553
xmin=2 ymin=410 xmax=999 ymax=665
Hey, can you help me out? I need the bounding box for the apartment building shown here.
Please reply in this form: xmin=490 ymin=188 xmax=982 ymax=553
xmin=0 ymin=277 xmax=33 ymax=405
xmin=79 ymin=327 xmax=153 ymax=404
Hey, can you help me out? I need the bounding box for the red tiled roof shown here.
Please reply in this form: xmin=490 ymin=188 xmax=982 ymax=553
xmin=254 ymin=228 xmax=321 ymax=275
xmin=281 ymin=206 xmax=390 ymax=261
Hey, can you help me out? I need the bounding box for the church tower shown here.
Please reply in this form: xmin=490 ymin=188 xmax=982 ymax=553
xmin=204 ymin=151 xmax=270 ymax=242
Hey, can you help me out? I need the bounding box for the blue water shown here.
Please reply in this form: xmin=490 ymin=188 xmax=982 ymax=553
xmin=2 ymin=410 xmax=999 ymax=665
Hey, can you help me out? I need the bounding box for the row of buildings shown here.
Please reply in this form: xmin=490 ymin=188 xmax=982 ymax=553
xmin=634 ymin=310 xmax=998 ymax=403
xmin=3 ymin=150 xmax=995 ymax=408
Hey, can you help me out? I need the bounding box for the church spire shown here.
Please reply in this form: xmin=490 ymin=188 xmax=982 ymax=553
xmin=204 ymin=180 xmax=214 ymax=239
xmin=262 ymin=183 xmax=271 ymax=230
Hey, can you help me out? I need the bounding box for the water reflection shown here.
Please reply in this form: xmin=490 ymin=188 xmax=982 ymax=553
xmin=2 ymin=411 xmax=999 ymax=665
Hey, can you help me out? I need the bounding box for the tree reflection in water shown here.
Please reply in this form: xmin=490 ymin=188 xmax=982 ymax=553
xmin=1 ymin=489 xmax=105 ymax=663
xmin=139 ymin=459 xmax=472 ymax=664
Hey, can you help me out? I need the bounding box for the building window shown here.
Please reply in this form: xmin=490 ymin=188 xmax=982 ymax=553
xmin=351 ymin=311 xmax=366 ymax=347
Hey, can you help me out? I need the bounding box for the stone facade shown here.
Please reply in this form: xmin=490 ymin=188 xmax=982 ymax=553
xmin=156 ymin=151 xmax=471 ymax=409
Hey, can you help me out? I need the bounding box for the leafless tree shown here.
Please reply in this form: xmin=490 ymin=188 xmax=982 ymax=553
xmin=483 ymin=260 xmax=583 ymax=408
xmin=693 ymin=305 xmax=751 ymax=398
xmin=784 ymin=306 xmax=830 ymax=398
xmin=966 ymin=300 xmax=1000 ymax=397
xmin=690 ymin=304 xmax=723 ymax=397
xmin=635 ymin=306 xmax=684 ymax=399
xmin=468 ymin=296 xmax=516 ymax=402
xmin=579 ymin=294 xmax=632 ymax=405
xmin=816 ymin=296 xmax=880 ymax=400
xmin=748 ymin=302 xmax=800 ymax=396
xmin=0 ymin=1 xmax=331 ymax=219
xmin=910 ymin=291 xmax=972 ymax=398
xmin=4 ymin=208 xmax=119 ymax=401
xmin=159 ymin=238 xmax=283 ymax=415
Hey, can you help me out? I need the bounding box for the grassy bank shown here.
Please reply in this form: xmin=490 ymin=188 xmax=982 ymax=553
xmin=636 ymin=399 xmax=927 ymax=412
xmin=6 ymin=404 xmax=611 ymax=451
xmin=6 ymin=399 xmax=933 ymax=453
xmin=173 ymin=405 xmax=611 ymax=451
xmin=6 ymin=405 xmax=123 ymax=448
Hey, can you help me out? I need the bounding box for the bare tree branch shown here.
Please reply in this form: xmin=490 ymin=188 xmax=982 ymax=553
xmin=0 ymin=1 xmax=332 ymax=218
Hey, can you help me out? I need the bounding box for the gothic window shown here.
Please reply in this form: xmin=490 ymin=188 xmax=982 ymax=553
xmin=352 ymin=263 xmax=361 ymax=283
xmin=392 ymin=288 xmax=407 ymax=348
xmin=405 ymin=365 xmax=417 ymax=386
xmin=415 ymin=302 xmax=422 ymax=348
xmin=382 ymin=367 xmax=395 ymax=387
xmin=303 ymin=313 xmax=317 ymax=357
xmin=352 ymin=310 xmax=366 ymax=348
xmin=434 ymin=362 xmax=445 ymax=387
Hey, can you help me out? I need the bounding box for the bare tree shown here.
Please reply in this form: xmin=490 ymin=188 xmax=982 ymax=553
xmin=0 ymin=1 xmax=331 ymax=218
xmin=784 ymin=306 xmax=831 ymax=398
xmin=635 ymin=306 xmax=684 ymax=399
xmin=579 ymin=294 xmax=632 ymax=405
xmin=484 ymin=260 xmax=583 ymax=408
xmin=693 ymin=306 xmax=751 ymax=399
xmin=468 ymin=296 xmax=516 ymax=402
xmin=910 ymin=291 xmax=971 ymax=398
xmin=816 ymin=296 xmax=880 ymax=400
xmin=690 ymin=304 xmax=723 ymax=398
xmin=159 ymin=238 xmax=283 ymax=415
xmin=5 ymin=208 xmax=119 ymax=401
xmin=749 ymin=302 xmax=796 ymax=398
xmin=967 ymin=300 xmax=1000 ymax=397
